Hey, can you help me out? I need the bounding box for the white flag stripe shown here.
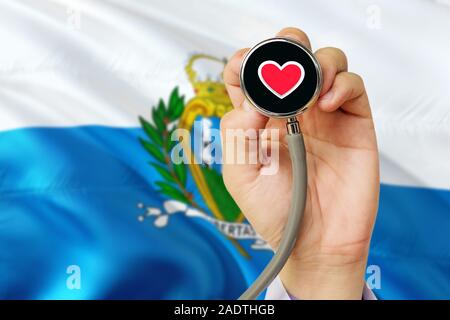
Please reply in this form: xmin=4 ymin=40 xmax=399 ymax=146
xmin=1 ymin=0 xmax=450 ymax=189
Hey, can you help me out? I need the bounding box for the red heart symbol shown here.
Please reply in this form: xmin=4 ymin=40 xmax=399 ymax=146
xmin=258 ymin=61 xmax=305 ymax=99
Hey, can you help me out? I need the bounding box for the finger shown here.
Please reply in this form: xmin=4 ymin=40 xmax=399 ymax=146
xmin=315 ymin=47 xmax=348 ymax=96
xmin=221 ymin=107 xmax=269 ymax=181
xmin=317 ymin=71 xmax=372 ymax=119
xmin=276 ymin=27 xmax=312 ymax=50
xmin=221 ymin=102 xmax=268 ymax=133
xmin=223 ymin=48 xmax=249 ymax=109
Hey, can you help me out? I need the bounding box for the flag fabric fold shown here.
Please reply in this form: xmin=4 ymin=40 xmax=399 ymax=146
xmin=1 ymin=0 xmax=450 ymax=299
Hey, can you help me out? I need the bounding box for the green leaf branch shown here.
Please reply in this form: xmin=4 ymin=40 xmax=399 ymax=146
xmin=139 ymin=87 xmax=201 ymax=209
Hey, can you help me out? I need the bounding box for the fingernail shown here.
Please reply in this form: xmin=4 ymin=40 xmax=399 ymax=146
xmin=282 ymin=33 xmax=303 ymax=42
xmin=320 ymin=90 xmax=334 ymax=102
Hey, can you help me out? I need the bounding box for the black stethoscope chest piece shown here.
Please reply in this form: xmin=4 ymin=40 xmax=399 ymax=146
xmin=240 ymin=37 xmax=322 ymax=118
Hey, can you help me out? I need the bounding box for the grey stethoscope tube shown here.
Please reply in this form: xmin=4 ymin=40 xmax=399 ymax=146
xmin=237 ymin=37 xmax=321 ymax=300
xmin=239 ymin=119 xmax=307 ymax=300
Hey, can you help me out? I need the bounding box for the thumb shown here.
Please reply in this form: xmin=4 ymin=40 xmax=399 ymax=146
xmin=220 ymin=100 xmax=268 ymax=184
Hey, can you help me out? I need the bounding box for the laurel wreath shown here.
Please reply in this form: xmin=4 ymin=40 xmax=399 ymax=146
xmin=138 ymin=87 xmax=203 ymax=210
xmin=138 ymin=87 xmax=242 ymax=222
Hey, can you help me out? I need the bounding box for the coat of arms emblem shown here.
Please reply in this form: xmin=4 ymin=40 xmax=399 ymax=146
xmin=137 ymin=54 xmax=269 ymax=257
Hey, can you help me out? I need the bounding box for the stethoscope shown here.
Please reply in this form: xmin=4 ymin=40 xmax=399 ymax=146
xmin=238 ymin=37 xmax=322 ymax=300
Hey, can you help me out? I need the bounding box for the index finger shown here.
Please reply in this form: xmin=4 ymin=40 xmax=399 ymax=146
xmin=223 ymin=48 xmax=249 ymax=109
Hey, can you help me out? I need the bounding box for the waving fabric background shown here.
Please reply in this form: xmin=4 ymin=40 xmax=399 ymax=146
xmin=1 ymin=0 xmax=450 ymax=299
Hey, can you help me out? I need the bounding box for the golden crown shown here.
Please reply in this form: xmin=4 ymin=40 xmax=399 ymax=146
xmin=185 ymin=54 xmax=231 ymax=104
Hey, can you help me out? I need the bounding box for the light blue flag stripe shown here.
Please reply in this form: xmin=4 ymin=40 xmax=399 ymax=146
xmin=1 ymin=125 xmax=449 ymax=299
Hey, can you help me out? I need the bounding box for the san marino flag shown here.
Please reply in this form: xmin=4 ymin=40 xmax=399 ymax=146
xmin=1 ymin=0 xmax=450 ymax=299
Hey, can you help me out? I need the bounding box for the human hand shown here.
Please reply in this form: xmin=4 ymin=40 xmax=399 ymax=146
xmin=221 ymin=27 xmax=379 ymax=299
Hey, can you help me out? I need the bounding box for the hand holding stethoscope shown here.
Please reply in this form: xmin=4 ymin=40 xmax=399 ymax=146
xmin=221 ymin=27 xmax=379 ymax=299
